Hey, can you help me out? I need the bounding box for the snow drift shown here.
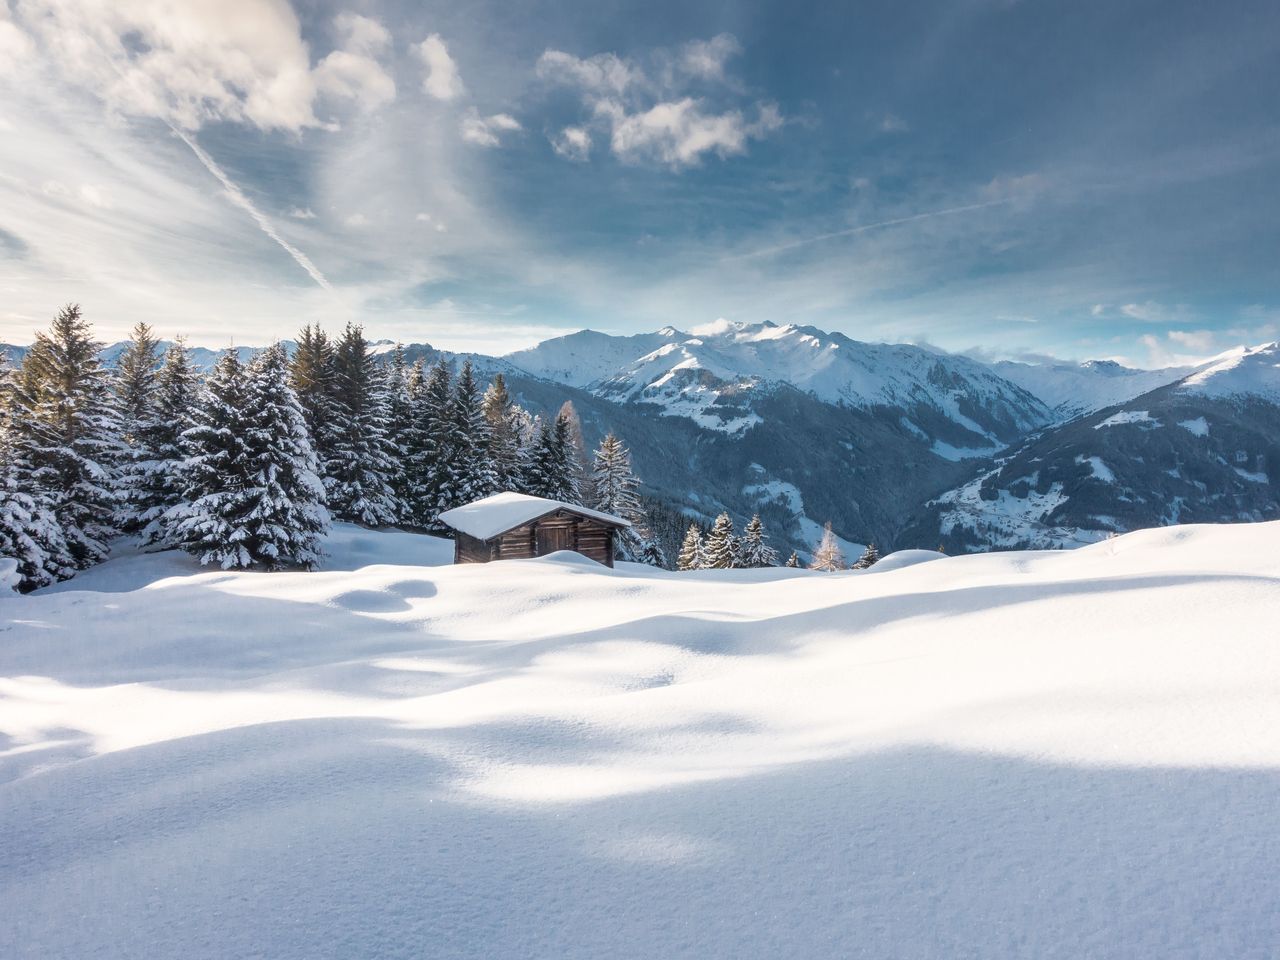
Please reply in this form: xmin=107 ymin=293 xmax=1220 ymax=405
xmin=3 ymin=522 xmax=1280 ymax=958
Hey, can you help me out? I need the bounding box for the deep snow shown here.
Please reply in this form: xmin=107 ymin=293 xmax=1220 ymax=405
xmin=3 ymin=522 xmax=1280 ymax=958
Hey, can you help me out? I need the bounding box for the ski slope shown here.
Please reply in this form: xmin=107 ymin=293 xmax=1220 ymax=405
xmin=3 ymin=522 xmax=1280 ymax=958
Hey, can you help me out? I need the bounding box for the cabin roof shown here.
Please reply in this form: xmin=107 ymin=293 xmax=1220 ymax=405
xmin=437 ymin=492 xmax=630 ymax=541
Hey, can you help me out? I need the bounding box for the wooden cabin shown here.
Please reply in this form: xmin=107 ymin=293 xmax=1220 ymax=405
xmin=437 ymin=492 xmax=630 ymax=568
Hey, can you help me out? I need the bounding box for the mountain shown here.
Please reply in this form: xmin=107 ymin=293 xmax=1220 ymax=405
xmin=909 ymin=342 xmax=1280 ymax=551
xmin=990 ymin=356 xmax=1200 ymax=420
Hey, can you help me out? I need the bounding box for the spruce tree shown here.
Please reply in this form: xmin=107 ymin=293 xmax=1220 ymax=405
xmin=404 ymin=359 xmax=456 ymax=529
xmin=0 ymin=420 xmax=71 ymax=591
xmin=558 ymin=401 xmax=592 ymax=505
xmin=167 ymin=349 xmax=253 ymax=567
xmin=676 ymin=523 xmax=705 ymax=571
xmin=169 ymin=346 xmax=328 ymax=569
xmin=703 ymin=512 xmax=738 ymax=569
xmin=446 ymin=359 xmax=498 ymax=508
xmin=382 ymin=344 xmax=414 ymax=519
xmin=325 ymin=323 xmax=403 ymax=526
xmin=289 ymin=324 xmax=337 ymax=470
xmin=809 ymin=521 xmax=847 ymax=572
xmin=483 ymin=373 xmax=522 ymax=492
xmin=236 ymin=344 xmax=329 ymax=568
xmin=135 ymin=340 xmax=201 ymax=548
xmin=524 ymin=413 xmax=579 ymax=502
xmin=738 ymin=514 xmax=778 ymax=568
xmin=114 ymin=322 xmax=163 ymax=534
xmin=637 ymin=532 xmax=668 ymax=568
xmin=852 ymin=541 xmax=881 ymax=570
xmin=16 ymin=305 xmax=121 ymax=568
xmin=590 ymin=432 xmax=643 ymax=558
xmin=784 ymin=551 xmax=801 ymax=568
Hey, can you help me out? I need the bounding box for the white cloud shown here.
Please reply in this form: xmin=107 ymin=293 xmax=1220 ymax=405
xmin=879 ymin=113 xmax=909 ymax=133
xmin=1091 ymin=303 xmax=1106 ymax=317
xmin=679 ymin=34 xmax=741 ymax=82
xmin=290 ymin=207 xmax=317 ymax=219
xmin=416 ymin=33 xmax=464 ymax=101
xmin=344 ymin=213 xmax=369 ymax=228
xmin=460 ymin=109 xmax=521 ymax=147
xmin=550 ymin=125 xmax=592 ymax=162
xmin=598 ymin=98 xmax=781 ymax=167
xmin=537 ymin=36 xmax=783 ymax=169
xmin=7 ymin=1 xmax=394 ymax=132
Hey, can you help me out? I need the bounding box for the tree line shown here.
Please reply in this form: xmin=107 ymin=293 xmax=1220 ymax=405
xmin=0 ymin=306 xmax=806 ymax=592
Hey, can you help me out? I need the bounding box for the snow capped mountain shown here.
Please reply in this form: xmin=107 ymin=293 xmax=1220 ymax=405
xmin=503 ymin=328 xmax=683 ymax=388
xmin=510 ymin=319 xmax=1052 ymax=444
xmin=911 ymin=348 xmax=1280 ymax=551
xmin=1177 ymin=341 xmax=1280 ymax=402
xmin=990 ymin=356 xmax=1199 ymax=420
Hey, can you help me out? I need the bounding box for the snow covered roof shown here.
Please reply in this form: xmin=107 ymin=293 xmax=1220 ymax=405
xmin=437 ymin=492 xmax=630 ymax=541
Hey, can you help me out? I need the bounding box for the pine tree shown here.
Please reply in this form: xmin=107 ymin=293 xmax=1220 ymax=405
xmin=16 ymin=305 xmax=121 ymax=569
xmin=852 ymin=541 xmax=881 ymax=570
xmin=676 ymin=523 xmax=705 ymax=571
xmin=167 ymin=349 xmax=253 ymax=568
xmin=168 ymin=346 xmax=328 ymax=569
xmin=0 ymin=407 xmax=71 ymax=591
xmin=784 ymin=551 xmax=801 ymax=568
xmin=114 ymin=322 xmax=163 ymax=535
xmin=637 ymin=533 xmax=668 ymax=568
xmin=289 ymin=324 xmax=337 ymax=470
xmin=591 ymin=432 xmax=643 ymax=558
xmin=381 ymin=344 xmax=412 ymax=513
xmin=703 ymin=512 xmax=738 ymax=569
xmin=134 ymin=340 xmax=201 ymax=548
xmin=738 ymin=514 xmax=778 ymax=567
xmin=325 ymin=323 xmax=403 ymax=526
xmin=483 ymin=373 xmax=522 ymax=492
xmin=809 ymin=521 xmax=847 ymax=572
xmin=446 ymin=359 xmax=498 ymax=509
xmin=236 ymin=344 xmax=329 ymax=568
xmin=407 ymin=360 xmax=456 ymax=530
xmin=523 ymin=412 xmax=579 ymax=502
xmin=558 ymin=401 xmax=592 ymax=505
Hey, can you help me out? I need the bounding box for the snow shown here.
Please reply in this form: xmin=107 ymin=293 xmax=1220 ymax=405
xmin=1178 ymin=416 xmax=1210 ymax=437
xmin=1234 ymin=467 xmax=1269 ymax=484
xmin=1076 ymin=454 xmax=1116 ymax=483
xmin=993 ymin=358 xmax=1196 ymax=419
xmin=1178 ymin=341 xmax=1280 ymax=401
xmin=931 ymin=439 xmax=1003 ymax=461
xmin=1094 ymin=409 xmax=1157 ymax=429
xmin=741 ymin=476 xmax=804 ymax=516
xmin=864 ymin=548 xmax=947 ymax=572
xmin=0 ymin=557 xmax=18 ymax=593
xmin=5 ymin=521 xmax=1280 ymax=957
xmin=935 ymin=469 xmax=1109 ymax=550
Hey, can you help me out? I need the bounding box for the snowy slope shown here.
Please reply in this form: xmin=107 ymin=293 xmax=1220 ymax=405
xmin=590 ymin=320 xmax=1050 ymax=438
xmin=991 ymin=357 xmax=1198 ymax=419
xmin=504 ymin=328 xmax=683 ymax=388
xmin=4 ymin=522 xmax=1280 ymax=958
xmin=1177 ymin=341 xmax=1280 ymax=401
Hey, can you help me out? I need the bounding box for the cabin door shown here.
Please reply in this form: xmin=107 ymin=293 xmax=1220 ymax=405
xmin=536 ymin=525 xmax=572 ymax=555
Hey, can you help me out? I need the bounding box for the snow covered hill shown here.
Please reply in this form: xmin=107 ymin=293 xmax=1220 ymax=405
xmin=3 ymin=522 xmax=1280 ymax=958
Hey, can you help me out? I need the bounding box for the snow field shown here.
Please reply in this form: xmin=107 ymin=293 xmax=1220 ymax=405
xmin=3 ymin=521 xmax=1280 ymax=958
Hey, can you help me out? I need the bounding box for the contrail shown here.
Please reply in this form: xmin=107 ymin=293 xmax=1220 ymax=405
xmin=721 ymin=198 xmax=1012 ymax=262
xmin=170 ymin=127 xmax=333 ymax=292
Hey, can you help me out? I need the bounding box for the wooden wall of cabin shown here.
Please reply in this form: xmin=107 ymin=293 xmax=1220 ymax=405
xmin=454 ymin=512 xmax=621 ymax=566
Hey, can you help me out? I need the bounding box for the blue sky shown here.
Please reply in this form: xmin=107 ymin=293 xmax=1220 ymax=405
xmin=0 ymin=0 xmax=1277 ymax=365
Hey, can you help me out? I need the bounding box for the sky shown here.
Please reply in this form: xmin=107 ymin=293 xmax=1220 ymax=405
xmin=0 ymin=0 xmax=1277 ymax=366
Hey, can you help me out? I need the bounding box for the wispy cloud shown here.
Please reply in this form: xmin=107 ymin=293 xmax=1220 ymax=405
xmin=169 ymin=128 xmax=332 ymax=292
xmin=721 ymin=199 xmax=1012 ymax=261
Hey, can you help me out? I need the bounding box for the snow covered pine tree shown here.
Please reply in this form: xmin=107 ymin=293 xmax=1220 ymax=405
xmin=677 ymin=523 xmax=705 ymax=571
xmin=591 ymin=432 xmax=643 ymax=559
xmin=169 ymin=346 xmax=328 ymax=569
xmin=114 ymin=322 xmax=162 ymax=535
xmin=852 ymin=542 xmax=881 ymax=570
xmin=703 ymin=513 xmax=738 ymax=569
xmin=809 ymin=521 xmax=847 ymax=572
xmin=738 ymin=514 xmax=778 ymax=568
